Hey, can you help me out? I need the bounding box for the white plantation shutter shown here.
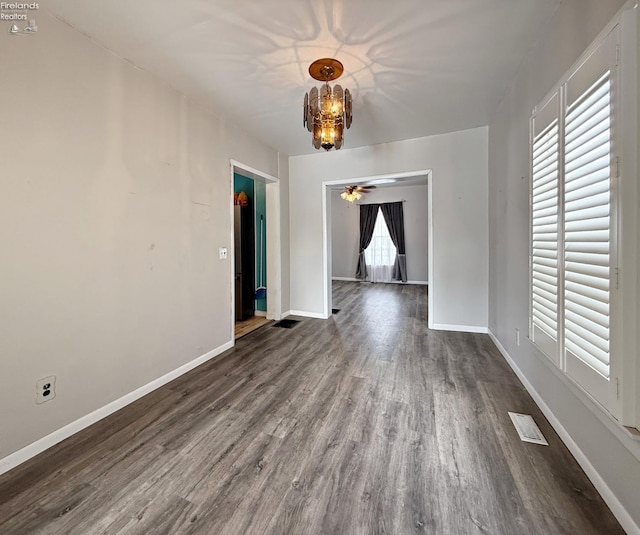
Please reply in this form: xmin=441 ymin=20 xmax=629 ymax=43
xmin=530 ymin=28 xmax=619 ymax=414
xmin=563 ymin=34 xmax=617 ymax=408
xmin=531 ymin=97 xmax=560 ymax=362
xmin=564 ymin=72 xmax=611 ymax=377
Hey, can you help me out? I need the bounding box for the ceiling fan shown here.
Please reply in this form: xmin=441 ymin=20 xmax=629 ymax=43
xmin=340 ymin=185 xmax=375 ymax=203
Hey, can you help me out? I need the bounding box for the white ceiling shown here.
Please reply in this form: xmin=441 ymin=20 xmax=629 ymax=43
xmin=45 ymin=0 xmax=560 ymax=156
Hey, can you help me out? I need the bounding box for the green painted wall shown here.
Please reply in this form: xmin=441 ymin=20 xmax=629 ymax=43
xmin=234 ymin=173 xmax=267 ymax=313
xmin=253 ymin=180 xmax=267 ymax=312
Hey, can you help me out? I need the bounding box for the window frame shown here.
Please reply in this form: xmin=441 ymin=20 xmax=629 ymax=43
xmin=529 ymin=24 xmax=626 ymax=421
xmin=364 ymin=207 xmax=396 ymax=268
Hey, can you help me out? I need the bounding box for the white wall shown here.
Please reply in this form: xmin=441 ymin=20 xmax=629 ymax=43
xmin=290 ymin=127 xmax=488 ymax=331
xmin=330 ymin=191 xmax=360 ymax=279
xmin=488 ymin=0 xmax=640 ymax=532
xmin=0 ymin=11 xmax=281 ymax=466
xmin=331 ymin=184 xmax=429 ymax=282
xmin=278 ymin=153 xmax=291 ymax=314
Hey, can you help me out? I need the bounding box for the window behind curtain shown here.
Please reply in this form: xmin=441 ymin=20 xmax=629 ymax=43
xmin=365 ymin=208 xmax=395 ymax=282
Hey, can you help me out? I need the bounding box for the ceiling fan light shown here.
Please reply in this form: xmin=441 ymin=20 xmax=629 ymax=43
xmin=339 ymin=188 xmax=360 ymax=203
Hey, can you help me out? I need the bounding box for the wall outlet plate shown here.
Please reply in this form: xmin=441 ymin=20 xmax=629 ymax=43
xmin=36 ymin=375 xmax=56 ymax=404
xmin=219 ymin=247 xmax=228 ymax=260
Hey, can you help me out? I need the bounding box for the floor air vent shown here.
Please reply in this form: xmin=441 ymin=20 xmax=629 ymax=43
xmin=332 ymin=308 xmax=341 ymax=314
xmin=273 ymin=319 xmax=300 ymax=329
xmin=508 ymin=412 xmax=548 ymax=446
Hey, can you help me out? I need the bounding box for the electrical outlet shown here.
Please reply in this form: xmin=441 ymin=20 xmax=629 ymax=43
xmin=219 ymin=247 xmax=228 ymax=260
xmin=36 ymin=376 xmax=56 ymax=404
xmin=515 ymin=328 xmax=520 ymax=347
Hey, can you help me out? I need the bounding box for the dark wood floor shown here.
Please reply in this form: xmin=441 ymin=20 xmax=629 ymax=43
xmin=0 ymin=281 xmax=623 ymax=534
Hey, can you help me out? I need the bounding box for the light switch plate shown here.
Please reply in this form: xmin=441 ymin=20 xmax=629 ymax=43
xmin=219 ymin=247 xmax=228 ymax=260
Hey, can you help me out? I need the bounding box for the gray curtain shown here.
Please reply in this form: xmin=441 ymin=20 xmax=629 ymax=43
xmin=381 ymin=201 xmax=408 ymax=282
xmin=355 ymin=203 xmax=380 ymax=280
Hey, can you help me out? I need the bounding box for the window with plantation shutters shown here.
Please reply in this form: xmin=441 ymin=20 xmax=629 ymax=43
xmin=531 ymin=95 xmax=560 ymax=363
xmin=563 ymin=40 xmax=616 ymax=408
xmin=530 ymin=27 xmax=619 ymax=413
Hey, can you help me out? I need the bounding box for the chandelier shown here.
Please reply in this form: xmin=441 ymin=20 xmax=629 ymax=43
xmin=303 ymin=58 xmax=352 ymax=151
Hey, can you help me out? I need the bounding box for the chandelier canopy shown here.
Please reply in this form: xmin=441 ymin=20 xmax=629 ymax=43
xmin=303 ymin=58 xmax=352 ymax=151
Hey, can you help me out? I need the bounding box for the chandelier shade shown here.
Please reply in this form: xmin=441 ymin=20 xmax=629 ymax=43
xmin=303 ymin=58 xmax=352 ymax=151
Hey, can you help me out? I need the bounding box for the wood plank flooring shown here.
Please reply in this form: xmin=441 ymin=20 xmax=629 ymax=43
xmin=0 ymin=281 xmax=623 ymax=534
xmin=235 ymin=315 xmax=271 ymax=339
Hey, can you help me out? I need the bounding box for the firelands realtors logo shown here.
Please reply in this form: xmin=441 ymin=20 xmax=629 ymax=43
xmin=1 ymin=2 xmax=39 ymax=34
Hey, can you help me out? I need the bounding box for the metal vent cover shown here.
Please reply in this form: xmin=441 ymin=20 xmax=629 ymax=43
xmin=508 ymin=412 xmax=549 ymax=446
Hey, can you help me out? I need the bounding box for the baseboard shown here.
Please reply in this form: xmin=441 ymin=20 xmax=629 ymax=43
xmin=331 ymin=277 xmax=429 ymax=286
xmin=254 ymin=310 xmax=267 ymax=317
xmin=280 ymin=310 xmax=291 ymax=319
xmin=289 ymin=310 xmax=328 ymax=319
xmin=382 ymin=280 xmax=429 ymax=285
xmin=0 ymin=340 xmax=234 ymax=477
xmin=430 ymin=323 xmax=488 ymax=334
xmin=488 ymin=331 xmax=640 ymax=535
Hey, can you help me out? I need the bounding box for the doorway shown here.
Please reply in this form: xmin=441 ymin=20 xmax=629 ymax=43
xmin=321 ymin=170 xmax=434 ymax=327
xmin=233 ymin=172 xmax=268 ymax=338
xmin=230 ymin=160 xmax=282 ymax=340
